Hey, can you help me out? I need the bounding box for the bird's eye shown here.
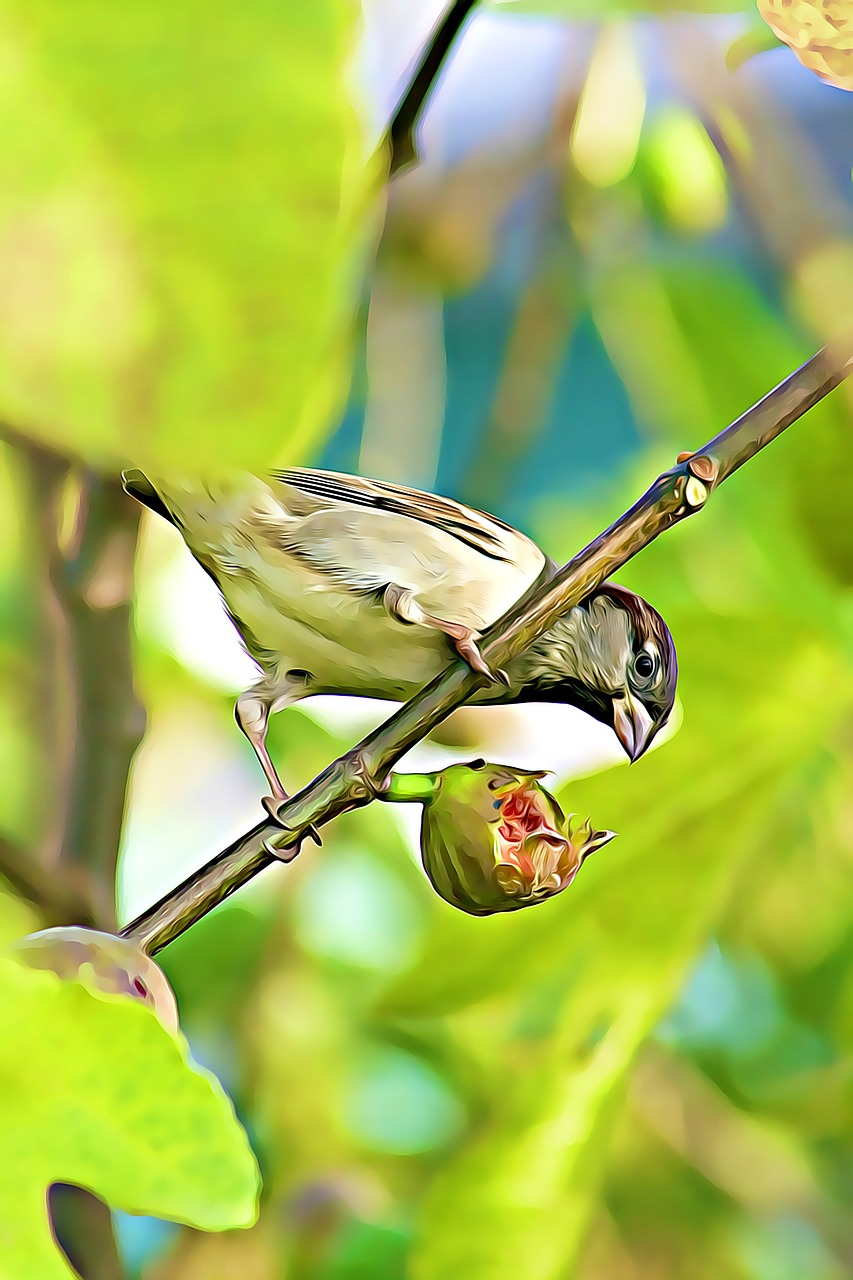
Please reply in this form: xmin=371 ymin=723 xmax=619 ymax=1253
xmin=634 ymin=653 xmax=655 ymax=678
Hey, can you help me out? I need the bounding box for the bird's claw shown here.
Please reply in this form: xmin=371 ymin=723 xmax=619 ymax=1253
xmin=455 ymin=636 xmax=508 ymax=685
xmin=261 ymin=794 xmax=322 ymax=849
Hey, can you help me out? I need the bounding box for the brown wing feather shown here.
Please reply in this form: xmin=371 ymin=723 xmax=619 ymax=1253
xmin=273 ymin=467 xmax=520 ymax=563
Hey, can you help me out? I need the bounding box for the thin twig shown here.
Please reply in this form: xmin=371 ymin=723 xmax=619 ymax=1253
xmin=387 ymin=0 xmax=481 ymax=175
xmin=121 ymin=337 xmax=853 ymax=956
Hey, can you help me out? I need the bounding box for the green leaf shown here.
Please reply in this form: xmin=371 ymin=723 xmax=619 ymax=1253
xmin=589 ymin=259 xmax=853 ymax=587
xmin=0 ymin=0 xmax=374 ymax=472
xmin=0 ymin=884 xmax=37 ymax=950
xmin=0 ymin=956 xmax=259 ymax=1278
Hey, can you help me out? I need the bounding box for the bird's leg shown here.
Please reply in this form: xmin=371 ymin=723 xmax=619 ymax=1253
xmin=236 ymin=680 xmax=323 ymax=842
xmin=235 ymin=689 xmax=288 ymax=801
xmin=384 ymin=585 xmax=509 ymax=684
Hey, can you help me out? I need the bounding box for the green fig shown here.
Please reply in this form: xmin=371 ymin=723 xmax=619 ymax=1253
xmin=11 ymin=926 xmax=179 ymax=1034
xmin=401 ymin=761 xmax=614 ymax=917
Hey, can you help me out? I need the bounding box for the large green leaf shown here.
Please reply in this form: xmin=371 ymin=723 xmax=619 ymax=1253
xmin=0 ymin=0 xmax=373 ymax=471
xmin=0 ymin=956 xmax=259 ymax=1279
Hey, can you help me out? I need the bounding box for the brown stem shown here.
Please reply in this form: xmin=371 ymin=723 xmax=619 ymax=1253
xmin=0 ymin=436 xmax=137 ymax=1277
xmin=0 ymin=429 xmax=74 ymax=868
xmin=0 ymin=834 xmax=96 ymax=928
xmin=55 ymin=476 xmax=146 ymax=931
xmin=48 ymin=477 xmax=142 ymax=1280
xmin=121 ymin=337 xmax=853 ymax=956
xmin=0 ymin=430 xmax=101 ymax=927
xmin=387 ymin=0 xmax=481 ymax=175
xmin=49 ymin=1185 xmax=126 ymax=1280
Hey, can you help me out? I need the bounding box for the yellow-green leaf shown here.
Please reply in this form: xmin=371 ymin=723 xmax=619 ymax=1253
xmin=0 ymin=956 xmax=259 ymax=1279
xmin=0 ymin=0 xmax=375 ymax=471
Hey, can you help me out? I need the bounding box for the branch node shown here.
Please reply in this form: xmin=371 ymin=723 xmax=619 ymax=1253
xmin=684 ymin=476 xmax=710 ymax=509
xmin=260 ymin=798 xmax=323 ymax=856
xmin=687 ymin=453 xmax=719 ymax=485
xmin=340 ymin=753 xmax=390 ymax=803
xmin=261 ymin=830 xmax=299 ymax=860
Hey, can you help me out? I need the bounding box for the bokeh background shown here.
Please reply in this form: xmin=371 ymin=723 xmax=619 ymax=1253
xmin=1 ymin=1 xmax=852 ymax=1277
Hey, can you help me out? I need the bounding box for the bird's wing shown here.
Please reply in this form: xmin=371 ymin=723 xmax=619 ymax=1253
xmin=266 ymin=468 xmax=547 ymax=629
xmin=123 ymin=467 xmax=548 ymax=635
xmin=273 ymin=468 xmax=532 ymax=563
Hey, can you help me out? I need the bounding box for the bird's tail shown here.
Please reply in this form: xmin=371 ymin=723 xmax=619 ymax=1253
xmin=121 ymin=470 xmax=176 ymax=526
xmin=121 ymin=468 xmax=281 ymax=558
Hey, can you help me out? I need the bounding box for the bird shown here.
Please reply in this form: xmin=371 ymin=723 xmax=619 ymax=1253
xmin=122 ymin=467 xmax=677 ymax=802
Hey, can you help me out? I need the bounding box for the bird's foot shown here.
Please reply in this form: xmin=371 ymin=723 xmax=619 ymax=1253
xmin=383 ymin=588 xmax=510 ymax=686
xmin=262 ymin=789 xmax=322 ymax=847
xmin=454 ymin=633 xmax=509 ymax=686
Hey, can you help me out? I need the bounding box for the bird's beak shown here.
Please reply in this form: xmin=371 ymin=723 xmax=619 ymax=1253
xmin=613 ymin=694 xmax=655 ymax=762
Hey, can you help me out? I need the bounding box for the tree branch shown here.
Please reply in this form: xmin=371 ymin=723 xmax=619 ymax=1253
xmin=0 ymin=833 xmax=97 ymax=928
xmin=0 ymin=430 xmax=100 ymax=927
xmin=49 ymin=1185 xmax=126 ymax=1280
xmin=0 ymin=436 xmax=137 ymax=1278
xmin=54 ymin=475 xmax=146 ymax=930
xmin=121 ymin=337 xmax=853 ymax=957
xmin=387 ymin=0 xmax=481 ymax=175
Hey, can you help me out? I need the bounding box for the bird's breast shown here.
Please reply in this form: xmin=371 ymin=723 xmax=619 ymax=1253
xmin=222 ymin=573 xmax=451 ymax=698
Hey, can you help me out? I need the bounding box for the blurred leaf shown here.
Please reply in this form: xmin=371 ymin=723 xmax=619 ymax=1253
xmin=726 ymin=19 xmax=785 ymax=71
xmin=152 ymin=903 xmax=276 ymax=1029
xmin=320 ymin=1220 xmax=410 ymax=1280
xmin=409 ymin=616 xmax=848 ymax=1279
xmin=0 ymin=956 xmax=259 ymax=1278
xmin=589 ymin=256 xmax=853 ymax=587
xmin=0 ymin=0 xmax=375 ymax=472
xmin=15 ymin=925 xmax=180 ymax=1034
xmin=489 ymin=1 xmax=753 ymax=14
xmin=0 ymin=884 xmax=37 ymax=948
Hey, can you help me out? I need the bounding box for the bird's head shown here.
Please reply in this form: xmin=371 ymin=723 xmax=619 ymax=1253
xmin=507 ymin=584 xmax=677 ymax=762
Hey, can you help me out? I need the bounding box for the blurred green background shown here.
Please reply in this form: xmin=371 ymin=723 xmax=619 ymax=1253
xmin=1 ymin=1 xmax=852 ymax=1277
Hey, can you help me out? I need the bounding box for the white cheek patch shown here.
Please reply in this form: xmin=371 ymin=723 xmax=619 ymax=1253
xmin=578 ymin=598 xmax=634 ymax=691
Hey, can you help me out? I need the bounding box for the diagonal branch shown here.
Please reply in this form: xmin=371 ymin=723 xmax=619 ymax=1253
xmin=387 ymin=0 xmax=481 ymax=175
xmin=121 ymin=337 xmax=853 ymax=957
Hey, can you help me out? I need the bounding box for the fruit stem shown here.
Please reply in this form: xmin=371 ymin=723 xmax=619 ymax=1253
xmin=381 ymin=772 xmax=440 ymax=804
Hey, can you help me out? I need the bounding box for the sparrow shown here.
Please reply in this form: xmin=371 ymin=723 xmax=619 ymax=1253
xmin=123 ymin=467 xmax=677 ymax=800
